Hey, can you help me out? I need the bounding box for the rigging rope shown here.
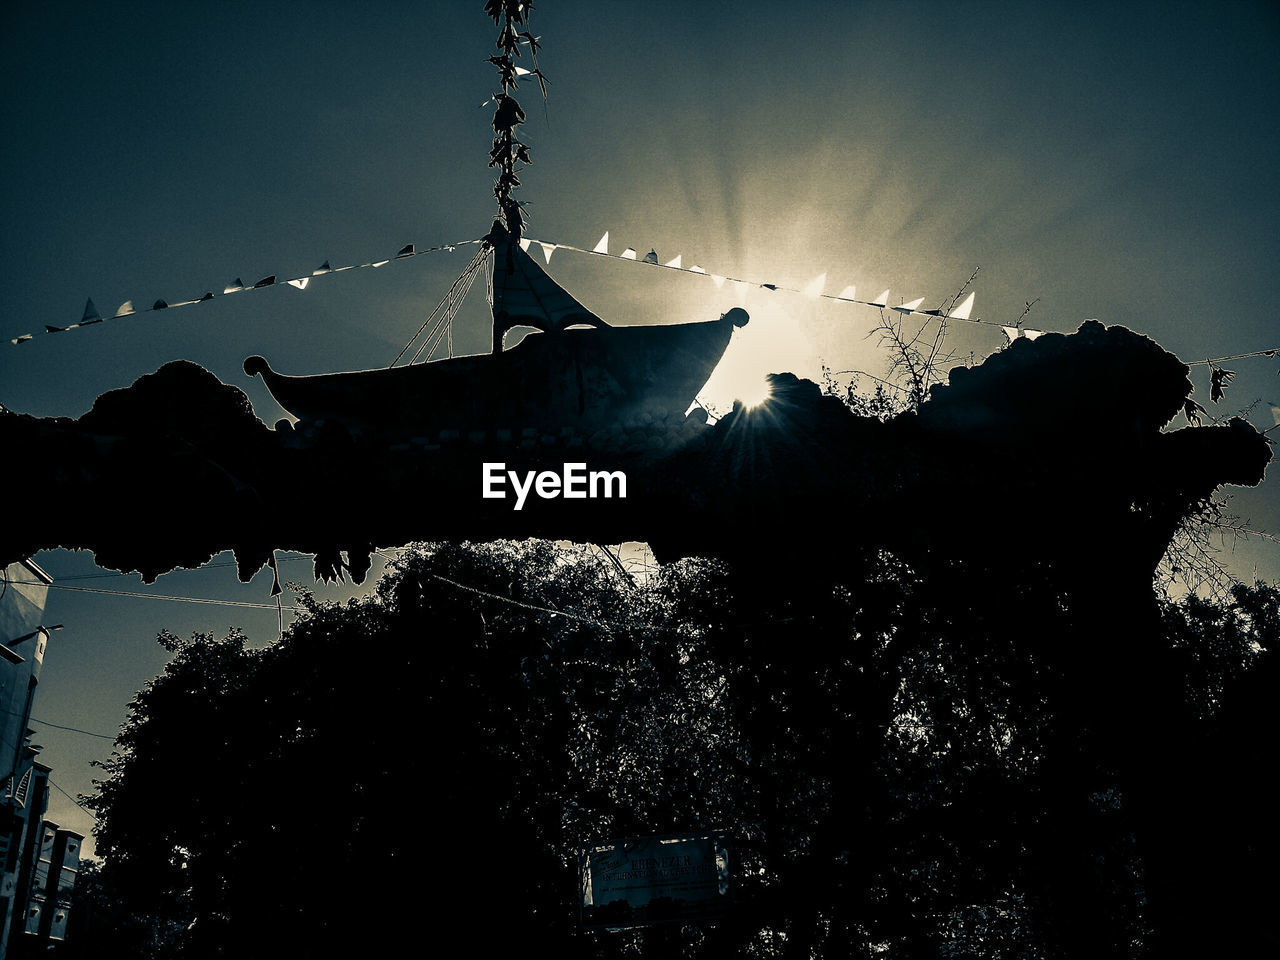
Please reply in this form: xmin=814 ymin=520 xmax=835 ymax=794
xmin=390 ymin=244 xmax=489 ymax=367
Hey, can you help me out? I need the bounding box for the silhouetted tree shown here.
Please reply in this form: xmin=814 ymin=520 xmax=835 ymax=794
xmin=84 ymin=537 xmax=1278 ymax=957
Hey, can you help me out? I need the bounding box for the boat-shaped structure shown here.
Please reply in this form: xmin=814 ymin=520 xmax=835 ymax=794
xmin=245 ymin=225 xmax=747 ymax=438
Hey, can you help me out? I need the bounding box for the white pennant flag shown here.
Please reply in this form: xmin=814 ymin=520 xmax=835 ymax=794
xmin=114 ymin=299 xmax=135 ymax=317
xmin=665 ymin=254 xmax=682 ymax=269
xmin=949 ymin=292 xmax=975 ymax=320
xmin=689 ymin=265 xmax=706 ymax=274
xmin=593 ymin=232 xmax=610 ymax=254
xmin=539 ymin=242 xmax=555 ymax=264
xmin=836 ymin=285 xmax=856 ymax=301
xmin=519 ymin=238 xmax=532 ymax=252
xmin=224 ymin=279 xmax=245 ymax=294
xmin=621 ymin=247 xmax=637 ymax=260
xmin=893 ymin=297 xmax=925 ymax=314
xmin=287 ymin=277 xmax=310 ymax=290
xmin=1023 ymin=329 xmax=1045 ymax=340
xmin=1270 ymin=403 xmax=1280 ymax=426
xmin=802 ymin=273 xmax=827 ymax=299
xmin=1002 ymin=326 xmax=1020 ymax=343
xmin=312 ymin=260 xmax=333 ymax=276
xmin=370 ymin=260 xmax=389 ymax=268
xmin=711 ymin=274 xmax=726 ymax=289
xmin=871 ymin=289 xmax=890 ymax=307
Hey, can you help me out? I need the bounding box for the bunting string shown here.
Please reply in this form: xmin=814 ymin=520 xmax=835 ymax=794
xmin=8 ymin=228 xmax=1277 ymax=385
xmin=523 ymin=233 xmax=1280 ymax=367
xmin=6 ymin=238 xmax=485 ymax=347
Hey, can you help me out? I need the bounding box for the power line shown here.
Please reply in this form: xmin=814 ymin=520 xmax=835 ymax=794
xmin=1 ymin=704 xmax=117 ymax=741
xmin=48 ymin=777 xmax=97 ymax=822
xmin=30 ymin=716 xmax=116 ymax=741
xmin=6 ymin=580 xmax=298 ymax=611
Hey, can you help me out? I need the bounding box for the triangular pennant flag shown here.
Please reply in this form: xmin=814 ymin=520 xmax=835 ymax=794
xmin=892 ymin=297 xmax=925 ymax=313
xmin=1023 ymin=329 xmax=1045 ymax=341
xmin=198 ymin=292 xmax=214 ymax=302
xmin=948 ymin=291 xmax=975 ymax=320
xmin=287 ymin=277 xmax=310 ymax=290
xmin=519 ymin=238 xmax=533 ymax=252
xmin=836 ymin=285 xmax=856 ymax=301
xmin=267 ymin=551 xmax=283 ymax=597
xmin=312 ymin=260 xmax=332 ymax=276
xmin=1270 ymin=403 xmax=1280 ymax=426
xmin=334 ymin=265 xmax=356 ymax=272
xmin=11 ymin=334 xmax=33 ymax=344
xmin=45 ymin=324 xmax=66 ymax=333
xmin=254 ymin=276 xmax=275 ymax=288
xmin=1002 ymin=326 xmax=1020 ymax=343
xmin=643 ymin=249 xmax=659 ymax=264
xmin=539 ymin=242 xmax=555 ymax=264
xmin=224 ymin=279 xmax=245 ymax=294
xmin=114 ymin=300 xmax=135 ymax=317
xmin=370 ymin=260 xmax=389 ymax=268
xmin=871 ymin=289 xmax=890 ymax=307
xmin=621 ymin=247 xmax=637 ymax=260
xmin=689 ymin=265 xmax=707 ymax=274
xmin=593 ymin=231 xmax=609 ymax=254
xmin=152 ymin=299 xmax=168 ymax=310
xmin=514 ymin=66 xmax=532 ymax=76
xmin=762 ymin=283 xmax=778 ymax=291
xmin=711 ymin=274 xmax=726 ymax=289
xmin=802 ymin=273 xmax=827 ymax=299
xmin=396 ymin=243 xmax=415 ymax=258
xmin=81 ymin=298 xmax=101 ymax=324
xmin=665 ymin=254 xmax=682 ymax=269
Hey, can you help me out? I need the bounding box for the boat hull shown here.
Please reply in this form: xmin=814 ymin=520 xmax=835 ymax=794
xmin=245 ymin=316 xmax=736 ymax=436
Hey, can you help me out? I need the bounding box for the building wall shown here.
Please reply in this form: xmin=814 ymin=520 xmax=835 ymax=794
xmin=0 ymin=560 xmax=55 ymax=959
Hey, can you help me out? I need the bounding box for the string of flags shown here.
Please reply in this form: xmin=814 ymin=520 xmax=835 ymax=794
xmin=7 ymin=238 xmax=484 ymax=346
xmin=9 ymin=228 xmax=1278 ymax=389
xmin=521 ymin=232 xmax=1280 ymax=373
xmin=528 ymin=231 xmax=992 ymax=330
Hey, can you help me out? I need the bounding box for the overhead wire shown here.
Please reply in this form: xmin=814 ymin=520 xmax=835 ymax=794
xmin=48 ymin=777 xmax=97 ymax=821
xmin=5 ymin=580 xmax=298 ymax=611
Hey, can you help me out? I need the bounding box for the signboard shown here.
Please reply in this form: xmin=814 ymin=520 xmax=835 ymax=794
xmin=580 ymin=832 xmax=730 ymax=929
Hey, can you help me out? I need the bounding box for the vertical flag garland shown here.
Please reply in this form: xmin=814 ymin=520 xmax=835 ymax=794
xmin=485 ymin=0 xmax=548 ymax=240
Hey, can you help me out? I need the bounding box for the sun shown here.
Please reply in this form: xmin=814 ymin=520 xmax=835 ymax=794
xmin=697 ymin=300 xmax=813 ymax=414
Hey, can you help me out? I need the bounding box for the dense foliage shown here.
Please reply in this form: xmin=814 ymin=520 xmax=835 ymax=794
xmin=77 ymin=537 xmax=1279 ymax=958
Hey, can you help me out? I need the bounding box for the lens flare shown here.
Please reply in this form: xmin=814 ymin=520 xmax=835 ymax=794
xmin=697 ymin=302 xmax=811 ymax=413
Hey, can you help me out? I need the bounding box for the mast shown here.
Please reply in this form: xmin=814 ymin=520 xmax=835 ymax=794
xmin=486 ymin=1 xmax=546 ymax=242
xmin=485 ymin=1 xmax=549 ymax=352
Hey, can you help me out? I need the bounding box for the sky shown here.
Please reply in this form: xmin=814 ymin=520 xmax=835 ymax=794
xmin=2 ymin=0 xmax=1278 ymax=855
